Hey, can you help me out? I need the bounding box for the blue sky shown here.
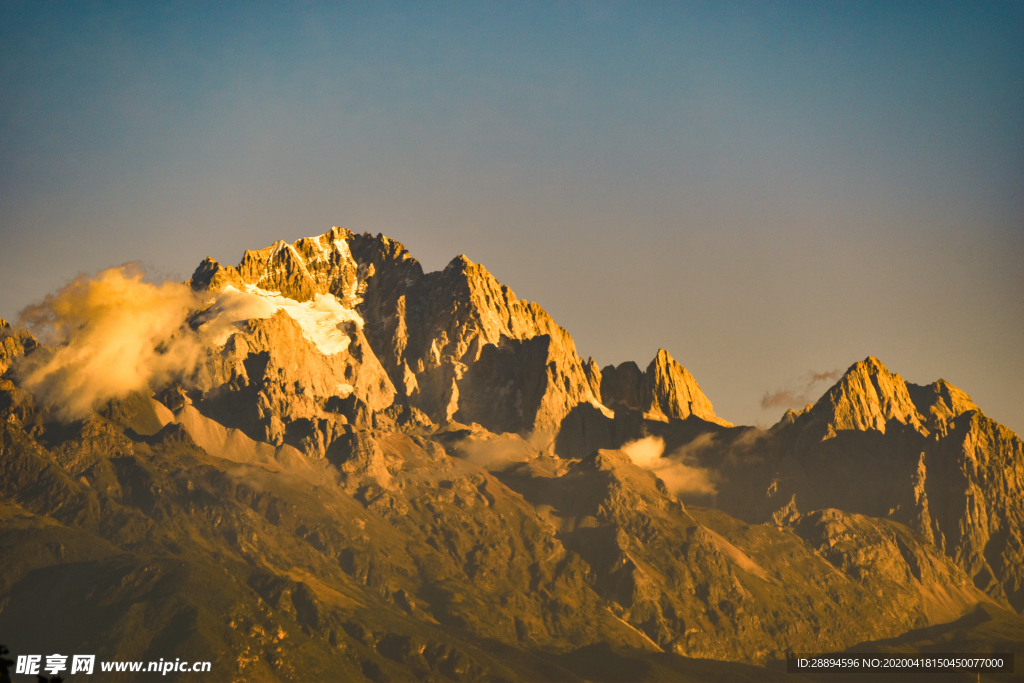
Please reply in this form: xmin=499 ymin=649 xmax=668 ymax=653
xmin=2 ymin=1 xmax=1022 ymax=432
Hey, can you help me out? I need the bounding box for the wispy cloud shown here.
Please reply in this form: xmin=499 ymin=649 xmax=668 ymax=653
xmin=760 ymin=369 xmax=839 ymax=411
xmin=16 ymin=265 xmax=203 ymax=419
xmin=14 ymin=264 xmax=333 ymax=420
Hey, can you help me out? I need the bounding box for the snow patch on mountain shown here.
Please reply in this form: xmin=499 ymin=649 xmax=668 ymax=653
xmin=199 ymin=284 xmax=364 ymax=355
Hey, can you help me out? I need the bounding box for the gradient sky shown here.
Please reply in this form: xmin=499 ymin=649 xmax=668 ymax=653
xmin=2 ymin=1 xmax=1022 ymax=434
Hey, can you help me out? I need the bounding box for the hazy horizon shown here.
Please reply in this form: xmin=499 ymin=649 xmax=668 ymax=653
xmin=2 ymin=2 xmax=1021 ymax=434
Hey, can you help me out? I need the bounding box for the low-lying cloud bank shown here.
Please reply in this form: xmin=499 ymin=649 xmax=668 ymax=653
xmin=13 ymin=265 xmax=360 ymax=421
xmin=16 ymin=265 xmax=202 ymax=420
xmin=621 ymin=435 xmax=719 ymax=497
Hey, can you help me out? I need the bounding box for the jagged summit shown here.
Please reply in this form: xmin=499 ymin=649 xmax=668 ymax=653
xmin=808 ymin=356 xmax=925 ymax=435
xmin=645 ymin=349 xmax=731 ymax=426
xmin=446 ymin=253 xmax=477 ymax=270
xmin=714 ymin=355 xmax=1024 ymax=613
xmin=189 ymin=227 xmax=413 ymax=308
xmin=599 ymin=349 xmax=731 ymax=427
xmin=801 ymin=356 xmax=988 ymax=440
xmin=179 ymin=228 xmax=744 ymax=453
xmin=184 ymin=229 xmax=622 ymax=445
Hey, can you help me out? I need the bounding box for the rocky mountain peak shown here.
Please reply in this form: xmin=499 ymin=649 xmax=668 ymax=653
xmin=192 ymin=227 xmax=366 ymax=307
xmin=810 ymin=356 xmax=924 ymax=436
xmin=582 ymin=357 xmax=603 ymax=398
xmin=643 ymin=349 xmax=731 ymax=426
xmin=598 ymin=350 xmax=730 ymax=426
xmin=190 ymin=229 xmax=426 ymax=311
xmin=445 ymin=253 xmax=480 ymax=274
xmin=184 ymin=228 xmax=612 ymax=445
xmin=725 ymin=355 xmax=1024 ymax=613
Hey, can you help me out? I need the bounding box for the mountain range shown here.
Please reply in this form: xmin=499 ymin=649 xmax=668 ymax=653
xmin=1 ymin=227 xmax=1021 ymax=682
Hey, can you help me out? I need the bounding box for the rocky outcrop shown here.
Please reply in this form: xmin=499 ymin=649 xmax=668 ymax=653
xmin=187 ymin=303 xmax=395 ymax=451
xmin=345 ymin=232 xmax=426 ymax=398
xmin=454 ymin=334 xmax=601 ymax=440
xmin=922 ymin=411 xmax=1024 ymax=611
xmin=188 ymin=231 xmax=404 ymax=456
xmin=0 ymin=319 xmax=37 ymax=376
xmin=190 ymin=227 xmax=363 ymax=307
xmin=599 ymin=350 xmax=730 ymax=426
xmin=392 ymin=254 xmax=602 ymax=430
xmin=582 ymin=358 xmax=603 ymax=401
xmin=642 ymin=349 xmax=731 ymax=426
xmin=907 ymin=378 xmax=980 ymax=435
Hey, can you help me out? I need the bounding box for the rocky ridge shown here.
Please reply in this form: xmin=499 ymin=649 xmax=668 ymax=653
xmin=0 ymin=228 xmax=1022 ymax=681
xmin=187 ymin=229 xmax=730 ymax=454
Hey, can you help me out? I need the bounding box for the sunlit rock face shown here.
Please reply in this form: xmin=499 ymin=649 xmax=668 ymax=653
xmin=807 ymin=356 xmax=925 ymax=436
xmin=186 ymin=229 xmax=740 ymax=453
xmin=641 ymin=349 xmax=731 ymax=426
xmin=598 ymin=350 xmax=730 ymax=427
xmin=355 ymin=247 xmax=603 ymax=436
xmin=188 ymin=232 xmax=396 ymax=452
xmin=190 ymin=227 xmax=364 ymax=306
xmin=907 ymin=378 xmax=981 ymax=435
xmin=0 ymin=318 xmax=36 ymax=376
xmin=189 ymin=229 xmax=610 ymax=446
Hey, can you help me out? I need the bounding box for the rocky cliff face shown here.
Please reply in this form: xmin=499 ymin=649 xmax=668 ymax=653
xmin=192 ymin=309 xmax=395 ymax=453
xmin=401 ymin=254 xmax=601 ymax=437
xmin=641 ymin=349 xmax=731 ymax=426
xmin=796 ymin=356 xmax=925 ymax=437
xmin=189 ymin=229 xmax=619 ymax=451
xmin=0 ymin=318 xmax=36 ymax=376
xmin=598 ymin=350 xmax=730 ymax=427
xmin=907 ymin=378 xmax=981 ymax=435
xmin=190 ymin=227 xmax=364 ymax=307
xmin=924 ymin=410 xmax=1024 ymax=611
